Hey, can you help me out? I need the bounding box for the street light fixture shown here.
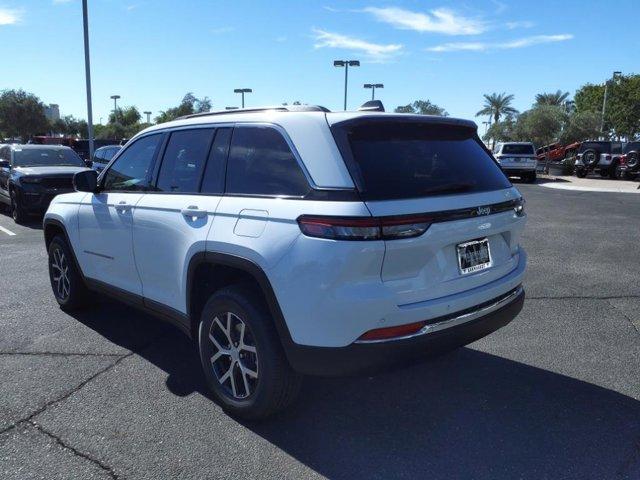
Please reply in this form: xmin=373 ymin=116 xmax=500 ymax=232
xmin=110 ymin=94 xmax=121 ymax=122
xmin=363 ymin=83 xmax=384 ymax=101
xmin=601 ymin=71 xmax=622 ymax=134
xmin=233 ymin=88 xmax=252 ymax=108
xmin=143 ymin=111 xmax=152 ymax=123
xmin=334 ymin=60 xmax=360 ymax=110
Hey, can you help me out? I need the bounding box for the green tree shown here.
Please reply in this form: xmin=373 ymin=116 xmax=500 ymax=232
xmin=574 ymin=83 xmax=604 ymax=114
xmin=156 ymin=92 xmax=212 ymax=123
xmin=606 ymin=74 xmax=640 ymax=139
xmin=109 ymin=106 xmax=141 ymax=126
xmin=535 ymin=90 xmax=569 ymax=106
xmin=476 ymin=92 xmax=518 ymax=124
xmin=483 ymin=116 xmax=518 ymax=144
xmin=516 ymin=105 xmax=565 ymax=147
xmin=0 ymin=89 xmax=49 ymax=140
xmin=560 ymin=111 xmax=601 ymax=144
xmin=394 ymin=99 xmax=448 ymax=116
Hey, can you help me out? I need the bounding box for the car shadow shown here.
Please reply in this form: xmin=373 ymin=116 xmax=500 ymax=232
xmin=68 ymin=300 xmax=640 ymax=480
xmin=0 ymin=209 xmax=44 ymax=230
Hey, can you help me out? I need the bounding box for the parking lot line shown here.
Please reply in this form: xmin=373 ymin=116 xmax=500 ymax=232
xmin=0 ymin=225 xmax=17 ymax=236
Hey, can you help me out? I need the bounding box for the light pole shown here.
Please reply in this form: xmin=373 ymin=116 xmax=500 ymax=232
xmin=82 ymin=0 xmax=94 ymax=158
xmin=483 ymin=121 xmax=490 ymax=135
xmin=363 ymin=83 xmax=384 ymax=101
xmin=143 ymin=111 xmax=152 ymax=124
xmin=110 ymin=94 xmax=121 ymax=122
xmin=601 ymin=71 xmax=621 ymax=134
xmin=233 ymin=88 xmax=252 ymax=108
xmin=334 ymin=60 xmax=360 ymax=110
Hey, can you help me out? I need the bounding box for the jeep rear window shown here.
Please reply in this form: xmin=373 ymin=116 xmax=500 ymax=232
xmin=502 ymin=144 xmax=534 ymax=155
xmin=334 ymin=122 xmax=511 ymax=200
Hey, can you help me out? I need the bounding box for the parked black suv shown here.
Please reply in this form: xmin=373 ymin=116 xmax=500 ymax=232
xmin=90 ymin=144 xmax=121 ymax=173
xmin=0 ymin=144 xmax=89 ymax=223
xmin=616 ymin=142 xmax=640 ymax=180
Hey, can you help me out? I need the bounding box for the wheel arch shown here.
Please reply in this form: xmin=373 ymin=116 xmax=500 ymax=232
xmin=186 ymin=252 xmax=296 ymax=353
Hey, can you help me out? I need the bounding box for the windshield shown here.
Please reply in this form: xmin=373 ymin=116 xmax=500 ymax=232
xmin=335 ymin=122 xmax=511 ymax=201
xmin=502 ymin=144 xmax=535 ymax=155
xmin=13 ymin=148 xmax=85 ymax=167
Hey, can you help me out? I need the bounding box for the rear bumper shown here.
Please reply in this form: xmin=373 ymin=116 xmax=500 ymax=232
xmin=286 ymin=285 xmax=525 ymax=376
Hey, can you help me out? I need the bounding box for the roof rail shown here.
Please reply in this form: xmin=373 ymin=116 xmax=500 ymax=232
xmin=178 ymin=104 xmax=330 ymax=120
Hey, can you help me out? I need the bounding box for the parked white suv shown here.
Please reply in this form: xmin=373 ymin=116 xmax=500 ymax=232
xmin=493 ymin=142 xmax=537 ymax=183
xmin=44 ymin=106 xmax=527 ymax=419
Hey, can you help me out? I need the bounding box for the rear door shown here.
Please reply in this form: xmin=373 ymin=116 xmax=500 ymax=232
xmin=132 ymin=127 xmax=230 ymax=315
xmin=331 ymin=118 xmax=525 ymax=306
xmin=0 ymin=147 xmax=10 ymax=203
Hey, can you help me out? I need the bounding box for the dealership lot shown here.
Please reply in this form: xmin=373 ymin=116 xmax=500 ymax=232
xmin=1 ymin=184 xmax=639 ymax=480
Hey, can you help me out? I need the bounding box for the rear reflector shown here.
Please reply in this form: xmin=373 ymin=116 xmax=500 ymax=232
xmin=358 ymin=321 xmax=427 ymax=341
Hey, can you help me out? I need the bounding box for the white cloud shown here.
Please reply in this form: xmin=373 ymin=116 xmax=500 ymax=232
xmin=506 ymin=20 xmax=535 ymax=29
xmin=364 ymin=7 xmax=487 ymax=35
xmin=312 ymin=28 xmax=402 ymax=62
xmin=427 ymin=34 xmax=573 ymax=52
xmin=0 ymin=7 xmax=22 ymax=24
xmin=275 ymin=36 xmax=287 ymax=43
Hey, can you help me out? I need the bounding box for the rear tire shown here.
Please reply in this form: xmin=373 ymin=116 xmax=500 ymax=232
xmin=524 ymin=172 xmax=536 ymax=183
xmin=48 ymin=235 xmax=91 ymax=310
xmin=197 ymin=285 xmax=302 ymax=420
xmin=575 ymin=168 xmax=587 ymax=178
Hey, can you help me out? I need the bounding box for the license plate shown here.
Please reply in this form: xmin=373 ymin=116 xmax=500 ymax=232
xmin=457 ymin=238 xmax=492 ymax=275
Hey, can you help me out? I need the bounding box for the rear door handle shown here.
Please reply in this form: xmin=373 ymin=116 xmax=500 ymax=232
xmin=181 ymin=206 xmax=207 ymax=218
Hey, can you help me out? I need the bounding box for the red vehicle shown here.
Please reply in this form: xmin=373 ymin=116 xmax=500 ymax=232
xmin=536 ymin=141 xmax=582 ymax=162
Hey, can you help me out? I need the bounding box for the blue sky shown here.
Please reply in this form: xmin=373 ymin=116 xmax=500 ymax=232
xmin=1 ymin=0 xmax=638 ymax=124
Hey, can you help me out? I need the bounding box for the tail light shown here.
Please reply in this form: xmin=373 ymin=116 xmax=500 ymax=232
xmin=298 ymin=198 xmax=525 ymax=241
xmin=297 ymin=214 xmax=432 ymax=241
xmin=620 ymin=155 xmax=628 ymax=166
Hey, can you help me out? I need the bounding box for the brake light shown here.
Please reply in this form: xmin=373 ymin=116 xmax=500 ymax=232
xmin=358 ymin=321 xmax=427 ymax=341
xmin=297 ymin=214 xmax=432 ymax=241
xmin=620 ymin=155 xmax=628 ymax=166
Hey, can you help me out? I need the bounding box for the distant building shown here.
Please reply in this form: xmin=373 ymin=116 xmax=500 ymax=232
xmin=44 ymin=104 xmax=60 ymax=122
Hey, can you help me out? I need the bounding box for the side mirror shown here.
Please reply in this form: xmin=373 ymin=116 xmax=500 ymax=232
xmin=0 ymin=159 xmax=9 ymax=169
xmin=73 ymin=169 xmax=98 ymax=193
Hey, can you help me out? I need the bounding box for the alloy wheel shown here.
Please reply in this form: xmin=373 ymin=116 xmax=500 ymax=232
xmin=51 ymin=247 xmax=71 ymax=301
xmin=208 ymin=312 xmax=259 ymax=399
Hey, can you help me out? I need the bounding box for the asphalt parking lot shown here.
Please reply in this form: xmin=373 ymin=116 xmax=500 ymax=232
xmin=1 ymin=184 xmax=639 ymax=480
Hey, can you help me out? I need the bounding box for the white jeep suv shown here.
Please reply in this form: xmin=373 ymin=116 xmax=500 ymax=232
xmin=493 ymin=142 xmax=537 ymax=183
xmin=44 ymin=106 xmax=527 ymax=419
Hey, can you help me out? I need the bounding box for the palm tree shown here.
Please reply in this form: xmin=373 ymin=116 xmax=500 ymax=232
xmin=535 ymin=90 xmax=570 ymax=106
xmin=476 ymin=92 xmax=519 ymax=124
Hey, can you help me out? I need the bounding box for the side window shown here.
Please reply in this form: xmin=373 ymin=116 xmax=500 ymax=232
xmin=0 ymin=147 xmax=8 ymax=162
xmin=226 ymin=126 xmax=310 ymax=196
xmin=156 ymin=129 xmax=214 ymax=193
xmin=102 ymin=134 xmax=162 ymax=192
xmin=201 ymin=128 xmax=232 ymax=194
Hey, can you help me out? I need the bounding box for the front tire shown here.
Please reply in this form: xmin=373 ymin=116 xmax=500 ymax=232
xmin=10 ymin=191 xmax=26 ymax=224
xmin=48 ymin=235 xmax=91 ymax=310
xmin=198 ymin=285 xmax=302 ymax=420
